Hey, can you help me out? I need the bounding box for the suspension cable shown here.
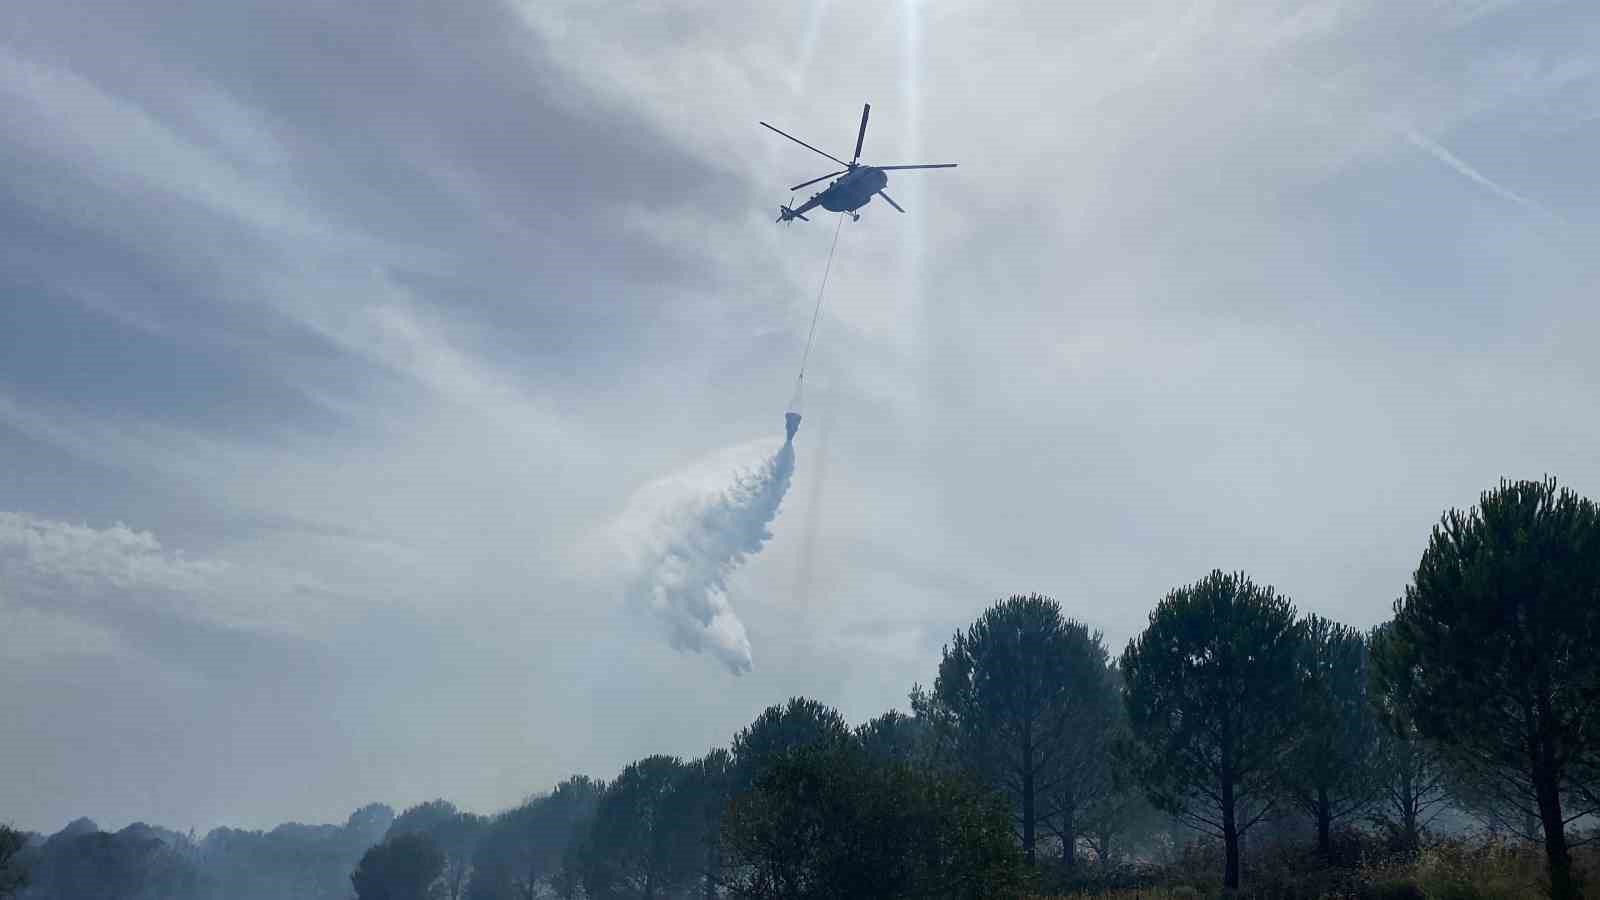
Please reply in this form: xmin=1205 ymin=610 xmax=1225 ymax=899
xmin=797 ymin=212 xmax=846 ymax=379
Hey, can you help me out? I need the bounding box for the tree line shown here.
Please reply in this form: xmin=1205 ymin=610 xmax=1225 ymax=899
xmin=4 ymin=475 xmax=1596 ymax=899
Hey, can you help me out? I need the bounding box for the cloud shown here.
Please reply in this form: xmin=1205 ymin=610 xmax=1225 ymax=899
xmin=1 ymin=509 xmax=219 ymax=594
xmin=2 ymin=0 xmax=1598 ymax=836
xmin=0 ymin=509 xmax=355 ymax=641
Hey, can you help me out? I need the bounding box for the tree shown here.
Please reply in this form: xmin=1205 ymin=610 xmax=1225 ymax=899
xmin=719 ymin=741 xmax=1024 ymax=899
xmin=1076 ymin=671 xmax=1164 ymax=868
xmin=1121 ymin=570 xmax=1303 ymax=890
xmin=926 ymin=594 xmax=1113 ymax=865
xmin=1367 ymin=624 xmax=1450 ymax=851
xmin=1040 ymin=658 xmax=1122 ymax=870
xmin=21 ymin=822 xmax=201 ymax=900
xmin=731 ymin=697 xmax=852 ymax=792
xmin=0 ymin=826 xmax=29 ymax=898
xmin=467 ymin=776 xmax=602 ymax=900
xmin=1076 ymin=772 xmax=1162 ymax=868
xmin=352 ymin=832 xmax=446 ymax=900
xmin=574 ymin=755 xmax=699 ymax=899
xmin=1287 ymin=614 xmax=1378 ymax=859
xmin=388 ymin=801 xmax=485 ymax=900
xmin=854 ymin=710 xmax=933 ymax=767
xmin=390 ymin=801 xmax=462 ymax=841
xmin=194 ymin=804 xmax=391 ymax=900
xmin=676 ymin=750 xmax=734 ymax=900
xmin=1373 ymin=477 xmax=1600 ymax=900
xmin=349 ymin=804 xmax=399 ymax=843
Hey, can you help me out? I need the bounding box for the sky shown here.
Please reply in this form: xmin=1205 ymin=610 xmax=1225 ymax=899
xmin=2 ymin=0 xmax=1597 ymax=835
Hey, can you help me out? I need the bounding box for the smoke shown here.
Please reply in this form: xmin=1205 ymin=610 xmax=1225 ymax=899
xmin=616 ymin=436 xmax=796 ymax=674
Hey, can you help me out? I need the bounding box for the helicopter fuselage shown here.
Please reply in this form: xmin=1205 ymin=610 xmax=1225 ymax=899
xmin=816 ymin=166 xmax=888 ymax=213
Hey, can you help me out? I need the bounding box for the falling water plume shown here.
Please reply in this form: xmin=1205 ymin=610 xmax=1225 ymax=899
xmin=618 ymin=429 xmax=797 ymax=674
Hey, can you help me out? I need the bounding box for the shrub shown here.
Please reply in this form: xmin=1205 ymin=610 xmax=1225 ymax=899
xmin=1358 ymin=879 xmax=1425 ymax=900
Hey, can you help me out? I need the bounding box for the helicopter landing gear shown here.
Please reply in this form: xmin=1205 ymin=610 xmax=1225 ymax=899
xmin=850 ymin=212 xmax=860 ymax=222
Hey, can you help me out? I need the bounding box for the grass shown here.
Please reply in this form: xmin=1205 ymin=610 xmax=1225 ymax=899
xmin=1023 ymin=835 xmax=1600 ymax=900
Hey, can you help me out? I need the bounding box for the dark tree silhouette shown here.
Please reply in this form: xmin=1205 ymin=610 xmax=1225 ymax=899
xmin=1039 ymin=657 xmax=1121 ymax=869
xmin=386 ymin=801 xmax=484 ymax=900
xmin=573 ymin=755 xmax=698 ymax=899
xmin=389 ymin=801 xmax=462 ymax=841
xmin=195 ymin=803 xmax=390 ymax=900
xmin=1121 ymin=570 xmax=1303 ymax=890
xmin=19 ymin=822 xmax=200 ymax=900
xmin=1288 ymin=614 xmax=1378 ymax=859
xmin=676 ymin=750 xmax=734 ymax=900
xmin=926 ymin=593 xmax=1112 ymax=865
xmin=352 ymin=832 xmax=446 ymax=900
xmin=0 ymin=826 xmax=29 ymax=899
xmin=1367 ymin=623 xmax=1449 ymax=851
xmin=465 ymin=776 xmax=601 ymax=900
xmin=719 ymin=741 xmax=1024 ymax=899
xmin=1076 ymin=666 xmax=1162 ymax=868
xmin=730 ymin=697 xmax=852 ymax=792
xmin=1374 ymin=477 xmax=1600 ymax=900
xmin=854 ymin=710 xmax=933 ymax=767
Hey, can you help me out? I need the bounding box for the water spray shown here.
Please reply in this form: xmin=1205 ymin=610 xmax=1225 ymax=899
xmin=616 ymin=214 xmax=847 ymax=673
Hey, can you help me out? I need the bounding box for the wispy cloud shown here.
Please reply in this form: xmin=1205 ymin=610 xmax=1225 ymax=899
xmin=0 ymin=509 xmax=348 ymax=638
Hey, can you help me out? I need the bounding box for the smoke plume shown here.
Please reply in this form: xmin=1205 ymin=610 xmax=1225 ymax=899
xmin=618 ymin=437 xmax=796 ymax=674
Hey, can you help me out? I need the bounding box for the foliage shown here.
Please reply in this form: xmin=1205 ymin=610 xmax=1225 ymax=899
xmin=1374 ymin=477 xmax=1600 ymax=900
xmin=0 ymin=827 xmax=27 ymax=899
xmin=1023 ymin=834 xmax=1600 ymax=900
xmin=854 ymin=710 xmax=933 ymax=767
xmin=33 ymin=474 xmax=1600 ymax=900
xmin=1069 ymin=659 xmax=1165 ymax=869
xmin=352 ymin=832 xmax=447 ymax=900
xmin=386 ymin=801 xmax=486 ymax=900
xmin=718 ymin=740 xmax=1025 ymax=899
xmin=15 ymin=822 xmax=202 ymax=900
xmin=730 ymin=697 xmax=851 ymax=791
xmin=1076 ymin=742 xmax=1166 ymax=870
xmin=571 ymin=754 xmax=700 ymax=899
xmin=1366 ymin=624 xmax=1451 ymax=853
xmin=1358 ymin=879 xmax=1426 ymax=900
xmin=465 ymin=776 xmax=602 ymax=900
xmin=928 ymin=593 xmax=1115 ymax=865
xmin=196 ymin=804 xmax=392 ymax=900
xmin=12 ymin=809 xmax=385 ymax=900
xmin=676 ymin=749 xmax=734 ymax=900
xmin=389 ymin=801 xmax=464 ymax=841
xmin=1120 ymin=570 xmax=1304 ymax=889
xmin=1288 ymin=614 xmax=1379 ymax=858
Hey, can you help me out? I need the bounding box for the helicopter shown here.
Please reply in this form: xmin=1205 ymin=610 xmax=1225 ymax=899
xmin=761 ymin=103 xmax=957 ymax=223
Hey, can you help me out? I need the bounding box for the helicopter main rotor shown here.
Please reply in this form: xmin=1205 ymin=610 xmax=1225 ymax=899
xmin=760 ymin=103 xmax=957 ymax=188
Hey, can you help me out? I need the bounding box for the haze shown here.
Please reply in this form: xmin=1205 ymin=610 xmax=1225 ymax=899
xmin=2 ymin=0 xmax=1596 ymax=836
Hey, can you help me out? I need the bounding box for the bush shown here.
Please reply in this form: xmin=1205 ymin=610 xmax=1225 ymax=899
xmin=1410 ymin=837 xmax=1545 ymax=900
xmin=1035 ymin=861 xmax=1168 ymax=895
xmin=1358 ymin=879 xmax=1425 ymax=900
xmin=1042 ymin=833 xmax=1596 ymax=900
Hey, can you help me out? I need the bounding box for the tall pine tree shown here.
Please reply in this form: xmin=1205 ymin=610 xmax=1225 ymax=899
xmin=1122 ymin=570 xmax=1303 ymax=890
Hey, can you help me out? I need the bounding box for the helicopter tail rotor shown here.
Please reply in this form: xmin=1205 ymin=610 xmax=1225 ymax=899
xmin=777 ymin=195 xmax=810 ymax=224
